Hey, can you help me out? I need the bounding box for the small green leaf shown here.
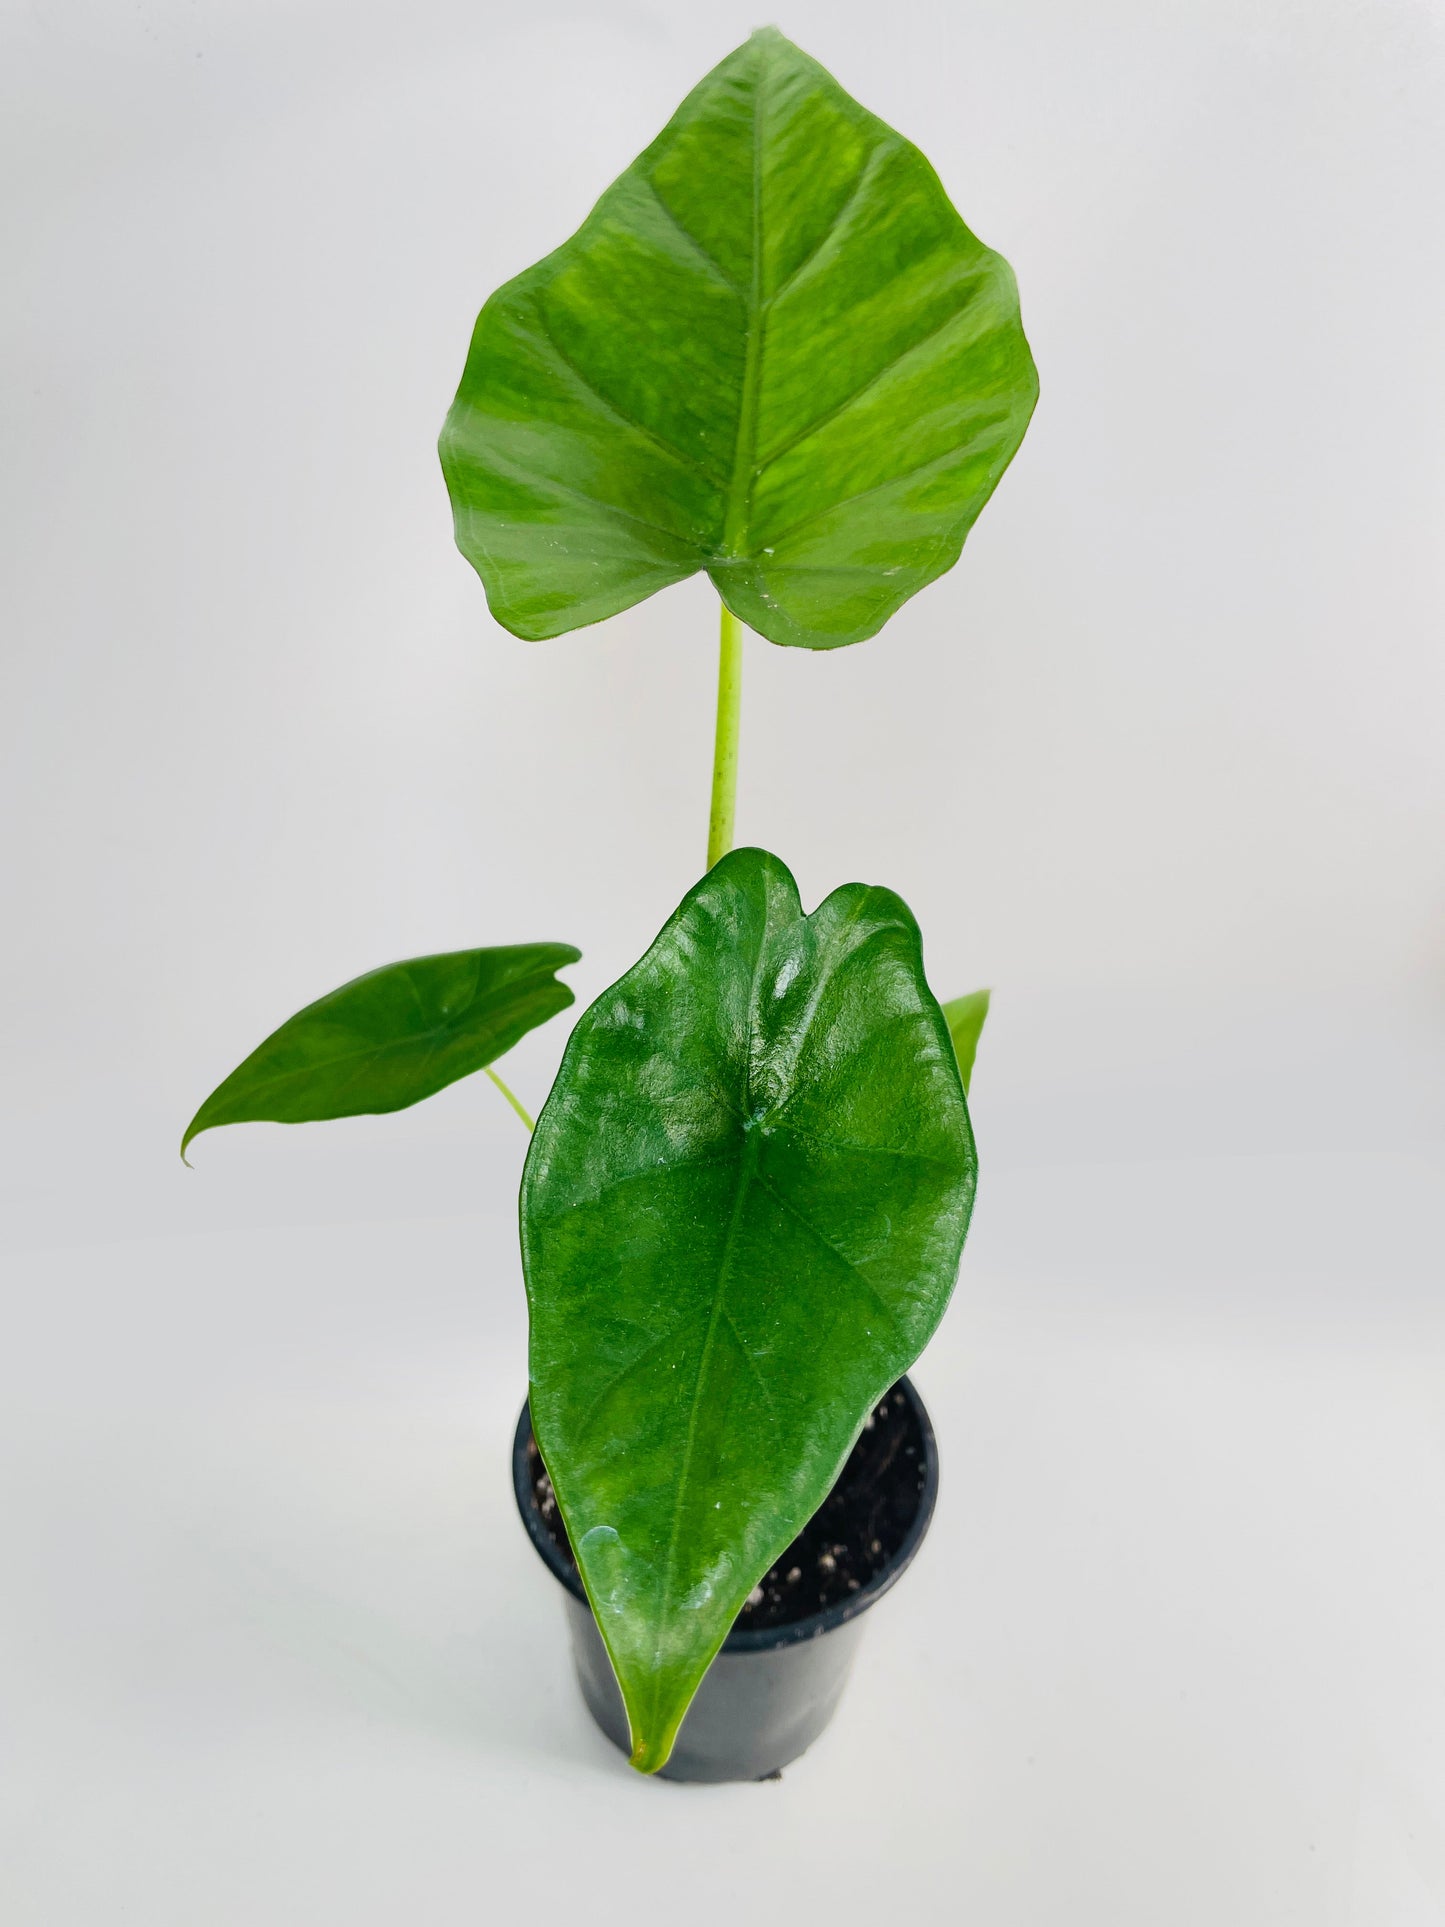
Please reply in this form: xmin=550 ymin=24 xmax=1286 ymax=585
xmin=941 ymin=988 xmax=990 ymax=1095
xmin=182 ymin=945 xmax=579 ymax=1159
xmin=521 ymin=849 xmax=975 ymax=1772
xmin=440 ymin=28 xmax=1037 ymax=650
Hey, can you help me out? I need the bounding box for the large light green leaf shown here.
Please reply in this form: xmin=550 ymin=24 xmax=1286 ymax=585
xmin=182 ymin=945 xmax=578 ymax=1158
xmin=521 ymin=848 xmax=975 ymax=1771
xmin=440 ymin=28 xmax=1037 ymax=650
xmin=942 ymin=988 xmax=991 ymax=1094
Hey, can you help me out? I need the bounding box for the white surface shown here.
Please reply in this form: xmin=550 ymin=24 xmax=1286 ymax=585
xmin=3 ymin=1007 xmax=1444 ymax=1924
xmin=3 ymin=0 xmax=1444 ymax=1920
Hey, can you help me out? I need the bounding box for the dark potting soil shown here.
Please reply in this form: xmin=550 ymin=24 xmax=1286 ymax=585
xmin=525 ymin=1383 xmax=926 ymax=1631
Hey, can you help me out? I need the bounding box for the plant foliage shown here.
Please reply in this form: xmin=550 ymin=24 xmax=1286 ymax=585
xmin=520 ymin=848 xmax=975 ymax=1769
xmin=440 ymin=28 xmax=1037 ymax=649
xmin=182 ymin=946 xmax=578 ymax=1158
xmin=189 ymin=24 xmax=1030 ymax=1781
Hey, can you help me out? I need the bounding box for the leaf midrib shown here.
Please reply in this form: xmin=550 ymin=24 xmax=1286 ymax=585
xmin=201 ymin=985 xmax=563 ymax=1115
xmin=202 ymin=1023 xmax=505 ymax=1115
xmin=711 ymin=56 xmax=996 ymax=565
xmin=645 ymin=872 xmax=780 ymax=1689
xmin=649 ymin=1122 xmax=764 ymax=1683
xmin=506 ymin=48 xmax=1005 ymax=577
xmin=720 ymin=40 xmax=768 ymax=554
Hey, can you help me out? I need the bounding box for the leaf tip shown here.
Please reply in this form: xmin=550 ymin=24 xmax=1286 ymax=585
xmin=627 ymin=1733 xmax=672 ymax=1777
xmin=623 ymin=1691 xmax=684 ymax=1776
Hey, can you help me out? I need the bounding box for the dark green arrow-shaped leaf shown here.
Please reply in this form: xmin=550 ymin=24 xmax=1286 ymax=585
xmin=440 ymin=27 xmax=1037 ymax=650
xmin=942 ymin=988 xmax=991 ymax=1095
xmin=521 ymin=848 xmax=975 ymax=1771
xmin=182 ymin=944 xmax=579 ymax=1158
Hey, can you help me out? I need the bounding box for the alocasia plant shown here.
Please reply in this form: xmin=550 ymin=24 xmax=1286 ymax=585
xmin=187 ymin=28 xmax=1036 ymax=1772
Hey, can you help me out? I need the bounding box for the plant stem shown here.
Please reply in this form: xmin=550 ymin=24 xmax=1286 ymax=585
xmin=707 ymin=603 xmax=744 ymax=870
xmin=485 ymin=1065 xmax=535 ymax=1133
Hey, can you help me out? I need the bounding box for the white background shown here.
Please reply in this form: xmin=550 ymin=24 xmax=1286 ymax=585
xmin=2 ymin=0 xmax=1443 ymax=1920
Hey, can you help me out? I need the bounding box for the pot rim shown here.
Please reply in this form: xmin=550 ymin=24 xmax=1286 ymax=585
xmin=510 ymin=1374 xmax=939 ymax=1654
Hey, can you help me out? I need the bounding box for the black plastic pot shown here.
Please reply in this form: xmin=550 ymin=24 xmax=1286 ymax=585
xmin=511 ymin=1375 xmax=939 ymax=1782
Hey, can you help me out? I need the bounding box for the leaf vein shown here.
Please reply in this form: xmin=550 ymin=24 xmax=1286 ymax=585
xmin=721 ymin=1306 xmax=779 ymax=1416
xmin=756 ymin=296 xmax=987 ymax=475
xmin=762 ymin=144 xmax=886 ymax=310
xmin=771 ymin=1119 xmax=960 ymax=1172
xmin=653 ymin=1132 xmax=761 ymax=1669
xmin=475 ymin=447 xmax=708 ymax=552
xmin=537 ymin=1150 xmax=737 ymax=1222
xmin=754 ymin=1172 xmax=907 ymax=1340
xmin=754 ymin=425 xmax=1001 ymax=550
xmin=571 ymin=1323 xmax=687 ymax=1442
xmin=531 ymin=300 xmax=725 ymax=488
xmin=643 ymin=177 xmax=748 ymax=295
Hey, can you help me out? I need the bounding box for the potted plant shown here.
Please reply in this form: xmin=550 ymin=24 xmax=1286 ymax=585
xmin=184 ymin=27 xmax=1037 ymax=1780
